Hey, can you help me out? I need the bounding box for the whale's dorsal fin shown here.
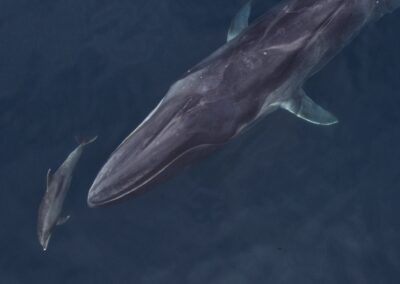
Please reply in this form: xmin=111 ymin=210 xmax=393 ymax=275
xmin=46 ymin=168 xmax=53 ymax=188
xmin=281 ymin=89 xmax=338 ymax=125
xmin=227 ymin=0 xmax=252 ymax=42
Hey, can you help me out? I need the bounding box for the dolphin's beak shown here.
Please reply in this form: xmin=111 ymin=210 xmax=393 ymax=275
xmin=41 ymin=234 xmax=51 ymax=251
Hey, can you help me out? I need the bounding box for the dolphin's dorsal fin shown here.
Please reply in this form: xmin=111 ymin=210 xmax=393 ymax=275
xmin=227 ymin=0 xmax=252 ymax=42
xmin=46 ymin=168 xmax=53 ymax=188
xmin=56 ymin=215 xmax=70 ymax=226
xmin=281 ymin=89 xmax=338 ymax=125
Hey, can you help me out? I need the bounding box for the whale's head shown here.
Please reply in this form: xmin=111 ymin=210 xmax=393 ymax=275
xmin=87 ymin=88 xmax=244 ymax=207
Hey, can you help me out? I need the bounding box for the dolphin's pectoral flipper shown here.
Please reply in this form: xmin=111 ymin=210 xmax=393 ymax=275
xmin=281 ymin=89 xmax=338 ymax=125
xmin=46 ymin=169 xmax=53 ymax=188
xmin=227 ymin=0 xmax=252 ymax=42
xmin=56 ymin=215 xmax=70 ymax=226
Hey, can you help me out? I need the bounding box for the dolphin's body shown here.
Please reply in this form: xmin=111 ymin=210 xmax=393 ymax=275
xmin=37 ymin=137 xmax=97 ymax=250
xmin=88 ymin=0 xmax=399 ymax=207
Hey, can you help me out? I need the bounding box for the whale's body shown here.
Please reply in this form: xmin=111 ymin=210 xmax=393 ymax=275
xmin=88 ymin=0 xmax=399 ymax=207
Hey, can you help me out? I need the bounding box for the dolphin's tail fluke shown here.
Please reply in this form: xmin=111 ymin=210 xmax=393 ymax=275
xmin=75 ymin=135 xmax=98 ymax=146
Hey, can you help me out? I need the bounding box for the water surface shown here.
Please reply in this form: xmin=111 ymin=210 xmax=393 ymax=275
xmin=1 ymin=0 xmax=400 ymax=283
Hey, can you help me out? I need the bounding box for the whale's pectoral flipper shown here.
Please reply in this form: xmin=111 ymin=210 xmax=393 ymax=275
xmin=281 ymin=89 xmax=338 ymax=125
xmin=56 ymin=215 xmax=70 ymax=226
xmin=227 ymin=0 xmax=252 ymax=42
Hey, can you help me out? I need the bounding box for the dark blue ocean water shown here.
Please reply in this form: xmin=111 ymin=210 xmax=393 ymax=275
xmin=1 ymin=0 xmax=400 ymax=283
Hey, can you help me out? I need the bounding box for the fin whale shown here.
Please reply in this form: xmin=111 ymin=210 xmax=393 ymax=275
xmin=87 ymin=0 xmax=399 ymax=207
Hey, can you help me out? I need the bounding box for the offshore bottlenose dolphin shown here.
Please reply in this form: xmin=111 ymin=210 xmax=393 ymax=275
xmin=88 ymin=0 xmax=400 ymax=207
xmin=37 ymin=137 xmax=97 ymax=251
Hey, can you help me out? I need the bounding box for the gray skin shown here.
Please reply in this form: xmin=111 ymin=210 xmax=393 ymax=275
xmin=37 ymin=137 xmax=97 ymax=251
xmin=88 ymin=0 xmax=400 ymax=207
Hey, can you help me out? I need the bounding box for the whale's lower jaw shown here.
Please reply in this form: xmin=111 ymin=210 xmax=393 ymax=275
xmin=87 ymin=174 xmax=161 ymax=207
xmin=87 ymin=143 xmax=219 ymax=207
